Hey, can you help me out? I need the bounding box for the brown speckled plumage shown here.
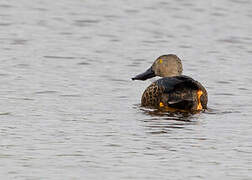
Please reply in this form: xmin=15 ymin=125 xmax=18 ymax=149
xmin=141 ymin=82 xmax=164 ymax=106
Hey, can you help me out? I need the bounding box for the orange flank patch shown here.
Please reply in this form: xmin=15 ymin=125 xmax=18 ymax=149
xmin=197 ymin=90 xmax=203 ymax=110
xmin=159 ymin=102 xmax=164 ymax=107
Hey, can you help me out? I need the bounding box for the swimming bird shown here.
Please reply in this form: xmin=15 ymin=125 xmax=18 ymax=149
xmin=132 ymin=54 xmax=208 ymax=112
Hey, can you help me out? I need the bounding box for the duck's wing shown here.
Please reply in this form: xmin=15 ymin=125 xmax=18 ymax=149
xmin=156 ymin=75 xmax=200 ymax=93
xmin=157 ymin=76 xmax=200 ymax=109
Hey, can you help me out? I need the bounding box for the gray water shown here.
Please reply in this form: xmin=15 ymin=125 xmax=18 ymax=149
xmin=0 ymin=0 xmax=252 ymax=179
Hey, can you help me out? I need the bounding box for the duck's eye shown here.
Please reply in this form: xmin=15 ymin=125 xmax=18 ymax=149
xmin=159 ymin=58 xmax=163 ymax=64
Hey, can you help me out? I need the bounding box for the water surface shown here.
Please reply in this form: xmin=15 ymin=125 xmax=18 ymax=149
xmin=0 ymin=0 xmax=252 ymax=179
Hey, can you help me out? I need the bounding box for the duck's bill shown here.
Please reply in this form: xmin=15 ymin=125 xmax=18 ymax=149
xmin=132 ymin=67 xmax=156 ymax=80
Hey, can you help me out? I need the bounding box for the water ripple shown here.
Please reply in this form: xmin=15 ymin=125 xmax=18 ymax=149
xmin=35 ymin=90 xmax=58 ymax=94
xmin=74 ymin=19 xmax=100 ymax=27
xmin=44 ymin=56 xmax=77 ymax=60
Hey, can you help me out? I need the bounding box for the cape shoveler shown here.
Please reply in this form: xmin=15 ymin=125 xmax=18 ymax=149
xmin=132 ymin=54 xmax=208 ymax=112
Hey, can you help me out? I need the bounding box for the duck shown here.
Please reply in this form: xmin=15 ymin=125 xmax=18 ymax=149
xmin=132 ymin=54 xmax=208 ymax=112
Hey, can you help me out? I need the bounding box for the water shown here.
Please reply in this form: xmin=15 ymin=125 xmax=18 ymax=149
xmin=0 ymin=0 xmax=252 ymax=179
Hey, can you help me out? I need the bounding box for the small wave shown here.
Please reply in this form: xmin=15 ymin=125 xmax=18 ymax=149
xmin=44 ymin=56 xmax=77 ymax=59
xmin=0 ymin=112 xmax=11 ymax=116
xmin=35 ymin=90 xmax=58 ymax=94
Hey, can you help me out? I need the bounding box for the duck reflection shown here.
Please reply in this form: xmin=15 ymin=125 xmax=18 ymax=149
xmin=139 ymin=106 xmax=203 ymax=134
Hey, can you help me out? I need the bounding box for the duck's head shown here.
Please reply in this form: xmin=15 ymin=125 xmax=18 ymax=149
xmin=132 ymin=54 xmax=183 ymax=81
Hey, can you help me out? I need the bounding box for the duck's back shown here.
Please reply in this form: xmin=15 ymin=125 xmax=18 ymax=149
xmin=141 ymin=75 xmax=208 ymax=111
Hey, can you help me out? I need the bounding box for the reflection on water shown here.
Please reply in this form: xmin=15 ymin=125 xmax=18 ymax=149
xmin=0 ymin=0 xmax=252 ymax=179
xmin=139 ymin=106 xmax=201 ymax=134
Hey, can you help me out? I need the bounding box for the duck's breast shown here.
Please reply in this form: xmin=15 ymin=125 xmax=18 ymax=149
xmin=141 ymin=82 xmax=164 ymax=107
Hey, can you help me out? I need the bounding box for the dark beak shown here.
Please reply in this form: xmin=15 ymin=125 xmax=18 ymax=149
xmin=132 ymin=67 xmax=156 ymax=81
